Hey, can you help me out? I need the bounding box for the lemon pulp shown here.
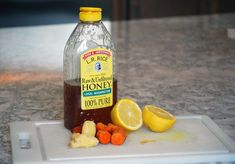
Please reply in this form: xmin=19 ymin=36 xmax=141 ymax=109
xmin=143 ymin=105 xmax=176 ymax=132
xmin=111 ymin=98 xmax=143 ymax=131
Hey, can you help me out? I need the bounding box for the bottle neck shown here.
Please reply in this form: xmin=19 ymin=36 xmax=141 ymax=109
xmin=80 ymin=20 xmax=101 ymax=24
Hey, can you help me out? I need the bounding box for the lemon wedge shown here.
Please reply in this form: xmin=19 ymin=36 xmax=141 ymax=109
xmin=143 ymin=105 xmax=176 ymax=132
xmin=111 ymin=98 xmax=143 ymax=131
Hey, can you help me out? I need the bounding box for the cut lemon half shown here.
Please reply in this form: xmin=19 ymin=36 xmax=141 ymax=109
xmin=143 ymin=105 xmax=176 ymax=132
xmin=111 ymin=98 xmax=143 ymax=131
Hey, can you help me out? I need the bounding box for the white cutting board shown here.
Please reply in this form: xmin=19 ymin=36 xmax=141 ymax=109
xmin=10 ymin=115 xmax=235 ymax=164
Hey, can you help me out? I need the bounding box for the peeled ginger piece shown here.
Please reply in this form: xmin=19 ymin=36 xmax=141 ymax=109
xmin=69 ymin=134 xmax=98 ymax=148
xmin=82 ymin=121 xmax=96 ymax=137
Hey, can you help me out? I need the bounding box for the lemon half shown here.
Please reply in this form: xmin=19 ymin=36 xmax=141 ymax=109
xmin=143 ymin=105 xmax=176 ymax=132
xmin=111 ymin=98 xmax=143 ymax=131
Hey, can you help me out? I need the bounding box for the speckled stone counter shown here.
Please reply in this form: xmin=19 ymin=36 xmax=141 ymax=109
xmin=1 ymin=13 xmax=235 ymax=163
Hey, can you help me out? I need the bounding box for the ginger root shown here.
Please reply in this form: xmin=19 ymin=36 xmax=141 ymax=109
xmin=69 ymin=121 xmax=98 ymax=148
xmin=82 ymin=120 xmax=96 ymax=137
xmin=69 ymin=134 xmax=98 ymax=148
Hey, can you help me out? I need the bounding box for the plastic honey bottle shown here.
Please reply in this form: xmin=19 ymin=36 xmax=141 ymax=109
xmin=63 ymin=7 xmax=117 ymax=130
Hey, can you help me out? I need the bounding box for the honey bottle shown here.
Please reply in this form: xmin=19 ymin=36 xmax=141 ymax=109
xmin=63 ymin=7 xmax=117 ymax=130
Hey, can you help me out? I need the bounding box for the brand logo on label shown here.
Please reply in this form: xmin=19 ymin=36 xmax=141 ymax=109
xmin=95 ymin=62 xmax=102 ymax=71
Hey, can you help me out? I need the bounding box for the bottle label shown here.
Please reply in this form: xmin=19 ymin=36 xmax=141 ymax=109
xmin=80 ymin=48 xmax=113 ymax=110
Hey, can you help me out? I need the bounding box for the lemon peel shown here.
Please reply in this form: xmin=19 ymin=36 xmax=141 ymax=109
xmin=143 ymin=105 xmax=176 ymax=132
xmin=111 ymin=98 xmax=143 ymax=131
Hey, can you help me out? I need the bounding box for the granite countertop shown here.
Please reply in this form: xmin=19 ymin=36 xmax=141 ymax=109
xmin=0 ymin=13 xmax=235 ymax=163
